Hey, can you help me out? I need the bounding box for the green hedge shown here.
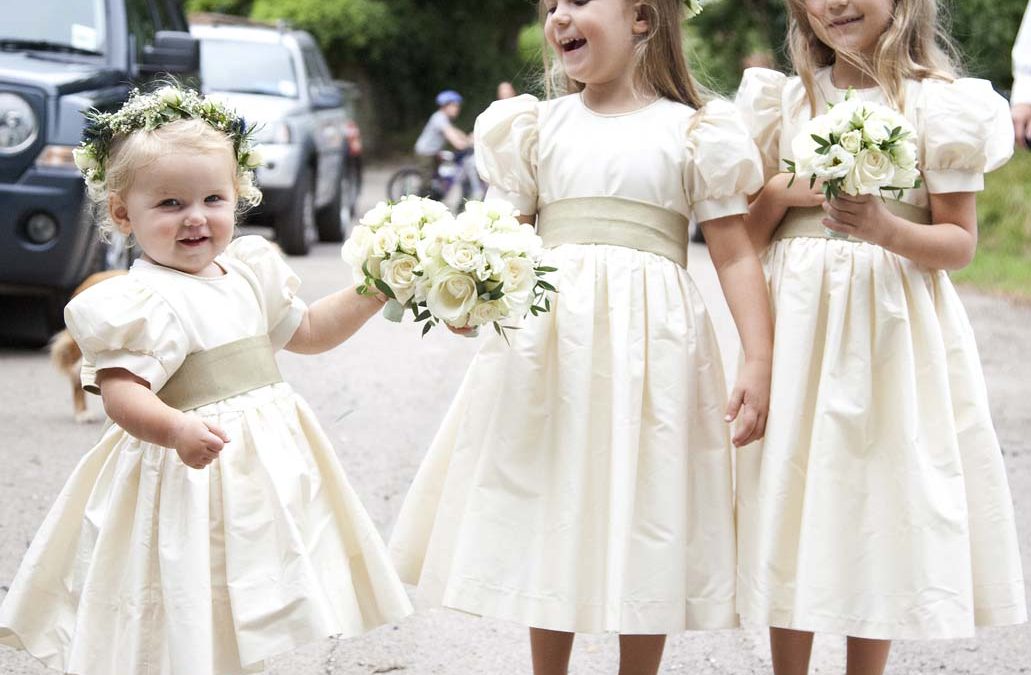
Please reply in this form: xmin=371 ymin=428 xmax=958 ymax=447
xmin=953 ymin=151 xmax=1031 ymax=298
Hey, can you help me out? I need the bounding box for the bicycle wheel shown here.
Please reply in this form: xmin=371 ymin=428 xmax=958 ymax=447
xmin=387 ymin=167 xmax=426 ymax=202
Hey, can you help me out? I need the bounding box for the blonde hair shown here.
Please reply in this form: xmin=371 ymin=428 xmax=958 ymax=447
xmin=537 ymin=0 xmax=706 ymax=109
xmin=786 ymin=0 xmax=960 ymax=114
xmin=88 ymin=118 xmax=262 ymax=240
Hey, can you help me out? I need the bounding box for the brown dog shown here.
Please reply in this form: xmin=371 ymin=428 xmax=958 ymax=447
xmin=50 ymin=270 xmax=128 ymax=423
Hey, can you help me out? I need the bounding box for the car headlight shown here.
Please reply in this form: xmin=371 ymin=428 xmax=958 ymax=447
xmin=251 ymin=120 xmax=292 ymax=145
xmin=0 ymin=93 xmax=39 ymax=155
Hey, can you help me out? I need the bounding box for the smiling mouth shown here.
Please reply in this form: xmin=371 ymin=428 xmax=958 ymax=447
xmin=830 ymin=15 xmax=863 ymax=28
xmin=178 ymin=236 xmax=210 ymax=247
xmin=560 ymin=37 xmax=586 ymax=52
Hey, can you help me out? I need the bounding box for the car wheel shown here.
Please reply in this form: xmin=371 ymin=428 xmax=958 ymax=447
xmin=316 ymin=177 xmax=344 ymax=243
xmin=279 ymin=164 xmax=317 ymax=256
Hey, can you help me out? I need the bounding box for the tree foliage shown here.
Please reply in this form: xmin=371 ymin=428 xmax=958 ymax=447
xmin=185 ymin=0 xmax=1026 ymax=147
xmin=688 ymin=0 xmax=1026 ymax=94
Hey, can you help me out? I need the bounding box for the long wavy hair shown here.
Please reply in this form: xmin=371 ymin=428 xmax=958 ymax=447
xmin=538 ymin=0 xmax=706 ymax=109
xmin=786 ymin=0 xmax=960 ymax=113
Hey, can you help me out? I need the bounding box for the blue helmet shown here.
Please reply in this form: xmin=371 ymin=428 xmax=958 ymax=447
xmin=436 ymin=90 xmax=463 ymax=107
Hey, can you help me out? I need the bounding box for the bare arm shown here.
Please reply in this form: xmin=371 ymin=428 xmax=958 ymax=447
xmin=443 ymin=125 xmax=472 ymax=151
xmin=743 ymin=173 xmax=824 ymax=250
xmin=284 ymin=286 xmax=385 ymax=355
xmin=823 ymin=191 xmax=978 ymax=270
xmin=97 ymin=368 xmax=229 ymax=469
xmin=700 ymin=214 xmax=774 ymax=447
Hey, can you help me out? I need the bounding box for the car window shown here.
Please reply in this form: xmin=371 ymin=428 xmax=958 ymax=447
xmin=125 ymin=0 xmax=158 ymax=61
xmin=199 ymin=39 xmax=299 ymax=98
xmin=301 ymin=47 xmax=329 ymax=87
xmin=0 ymin=0 xmax=107 ymax=54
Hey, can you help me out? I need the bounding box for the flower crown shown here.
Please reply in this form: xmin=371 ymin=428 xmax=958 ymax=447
xmin=73 ymin=86 xmax=262 ymax=189
xmin=684 ymin=0 xmax=704 ymax=18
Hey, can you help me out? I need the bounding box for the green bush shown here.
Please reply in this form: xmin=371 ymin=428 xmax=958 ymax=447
xmin=953 ymin=151 xmax=1031 ymax=297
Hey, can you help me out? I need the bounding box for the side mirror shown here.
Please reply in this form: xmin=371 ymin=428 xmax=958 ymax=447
xmin=140 ymin=31 xmax=200 ymax=76
xmin=310 ymin=84 xmax=342 ymax=110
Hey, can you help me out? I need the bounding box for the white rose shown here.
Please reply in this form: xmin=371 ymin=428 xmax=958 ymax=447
xmin=419 ymin=197 xmax=451 ymax=222
xmin=390 ymin=199 xmax=425 ymax=229
xmin=371 ymin=227 xmax=400 ymax=257
xmin=891 ymin=140 xmax=917 ymax=170
xmin=341 ymin=225 xmax=373 ymax=268
xmin=461 ymin=201 xmax=487 ymax=221
xmin=454 ymin=211 xmax=487 ymax=242
xmin=442 ymin=240 xmax=486 ymax=273
xmin=482 ymin=226 xmax=544 ymax=257
xmin=467 ymin=299 xmax=508 ymax=327
xmin=863 ymin=119 xmax=892 ymax=145
xmin=157 ymin=87 xmax=181 ymax=107
xmin=891 ymin=164 xmax=921 ymax=190
xmin=396 ymin=226 xmax=421 ymax=254
xmin=242 ymin=146 xmax=264 ymax=169
xmin=379 ymin=253 xmax=419 ymax=305
xmin=482 ymin=198 xmax=516 ymax=221
xmin=844 ymin=148 xmax=896 ymax=195
xmin=426 ymin=269 xmax=478 ymax=326
xmin=360 ymin=202 xmax=391 ymax=229
xmin=827 ymin=97 xmax=862 ymax=123
xmin=493 ymin=214 xmax=521 ymax=232
xmin=72 ymin=147 xmax=98 ymax=173
xmin=501 ymin=256 xmax=536 ymax=296
xmin=838 ymin=130 xmax=863 ymax=155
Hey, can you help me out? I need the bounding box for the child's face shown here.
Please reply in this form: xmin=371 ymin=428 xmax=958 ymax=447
xmin=443 ymin=102 xmax=461 ymax=119
xmin=544 ymin=0 xmax=648 ymax=87
xmin=110 ymin=150 xmax=237 ymax=277
xmin=804 ymin=0 xmax=894 ymax=57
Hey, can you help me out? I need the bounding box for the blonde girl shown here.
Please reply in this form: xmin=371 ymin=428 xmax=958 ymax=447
xmin=736 ymin=1 xmax=1027 ymax=673
xmin=0 ymin=87 xmax=411 ymax=675
xmin=389 ymin=1 xmax=773 ymax=673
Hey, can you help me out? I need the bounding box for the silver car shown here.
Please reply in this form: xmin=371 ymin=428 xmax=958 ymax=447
xmin=191 ymin=19 xmax=355 ymax=255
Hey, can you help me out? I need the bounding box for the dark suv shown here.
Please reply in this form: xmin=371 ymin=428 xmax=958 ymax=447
xmin=0 ymin=0 xmax=198 ymax=344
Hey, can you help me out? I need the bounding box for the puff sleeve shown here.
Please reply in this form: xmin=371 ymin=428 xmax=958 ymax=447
xmin=64 ymin=276 xmax=188 ymax=394
xmin=735 ymin=67 xmax=789 ymax=181
xmin=919 ymin=78 xmax=1015 ymax=194
xmin=223 ymin=235 xmax=307 ymax=349
xmin=684 ymin=99 xmax=765 ymax=223
xmin=473 ymin=94 xmax=540 ymax=214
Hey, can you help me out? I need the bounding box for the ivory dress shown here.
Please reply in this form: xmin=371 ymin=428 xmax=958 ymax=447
xmin=0 ymin=236 xmax=412 ymax=675
xmin=734 ymin=67 xmax=1027 ymax=640
xmin=388 ymin=93 xmax=764 ymax=634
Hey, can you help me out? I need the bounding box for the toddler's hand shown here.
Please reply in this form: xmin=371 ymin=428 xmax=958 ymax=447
xmin=725 ymin=359 xmax=771 ymax=447
xmin=771 ymin=172 xmax=825 ymax=209
xmin=172 ymin=413 xmax=230 ymax=470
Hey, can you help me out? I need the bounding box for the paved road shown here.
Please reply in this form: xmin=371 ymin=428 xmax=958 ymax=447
xmin=0 ymin=165 xmax=1027 ymax=674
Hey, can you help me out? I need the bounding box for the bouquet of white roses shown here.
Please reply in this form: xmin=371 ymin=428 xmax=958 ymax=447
xmin=786 ymin=92 xmax=920 ymax=235
xmin=341 ymin=195 xmax=452 ymax=321
xmin=413 ymin=199 xmax=556 ymax=339
xmin=343 ymin=197 xmax=556 ymax=338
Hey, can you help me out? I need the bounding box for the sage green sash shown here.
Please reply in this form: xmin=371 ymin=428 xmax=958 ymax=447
xmin=773 ymin=199 xmax=932 ymax=242
xmin=538 ymin=197 xmax=690 ymax=267
xmin=157 ymin=335 xmax=282 ymax=411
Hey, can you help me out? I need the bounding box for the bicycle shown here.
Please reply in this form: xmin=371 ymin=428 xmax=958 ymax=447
xmin=386 ymin=149 xmax=482 ymax=208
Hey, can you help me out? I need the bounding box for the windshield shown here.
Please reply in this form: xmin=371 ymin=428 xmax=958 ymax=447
xmin=200 ymin=40 xmax=299 ymax=98
xmin=0 ymin=0 xmax=106 ymax=55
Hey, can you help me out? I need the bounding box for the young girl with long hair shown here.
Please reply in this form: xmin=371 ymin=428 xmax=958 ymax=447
xmin=736 ymin=1 xmax=1027 ymax=673
xmin=390 ymin=1 xmax=774 ymax=673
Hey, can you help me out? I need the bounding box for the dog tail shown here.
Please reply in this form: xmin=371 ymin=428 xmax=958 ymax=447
xmin=50 ymin=330 xmax=82 ymax=374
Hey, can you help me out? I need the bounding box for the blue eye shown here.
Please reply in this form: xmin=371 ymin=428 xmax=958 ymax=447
xmin=205 ymin=194 xmax=224 ymax=203
xmin=158 ymin=198 xmax=180 ymax=208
